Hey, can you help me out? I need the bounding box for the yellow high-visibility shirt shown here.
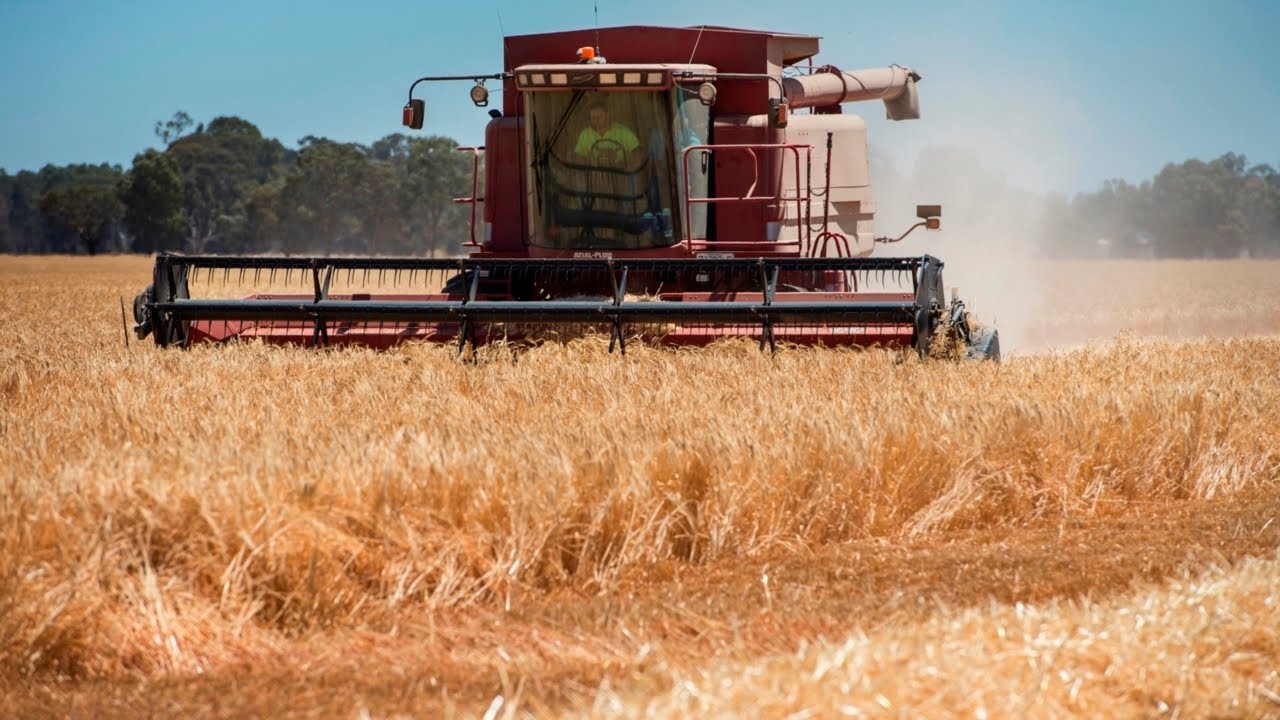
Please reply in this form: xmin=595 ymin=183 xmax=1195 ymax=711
xmin=574 ymin=124 xmax=640 ymax=162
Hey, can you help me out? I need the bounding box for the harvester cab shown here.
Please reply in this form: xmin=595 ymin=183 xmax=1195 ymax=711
xmin=133 ymin=25 xmax=998 ymax=360
xmin=517 ymin=60 xmax=713 ymax=253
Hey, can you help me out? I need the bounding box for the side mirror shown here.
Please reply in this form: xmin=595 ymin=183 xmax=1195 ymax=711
xmin=402 ymin=99 xmax=425 ymax=129
xmin=916 ymin=204 xmax=941 ymax=230
xmin=876 ymin=204 xmax=943 ymax=244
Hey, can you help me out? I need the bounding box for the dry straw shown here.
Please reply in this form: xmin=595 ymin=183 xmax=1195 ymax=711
xmin=1 ymin=256 xmax=1277 ymax=717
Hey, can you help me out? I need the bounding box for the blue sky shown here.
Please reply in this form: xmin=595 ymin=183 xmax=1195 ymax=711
xmin=1 ymin=0 xmax=1276 ymax=194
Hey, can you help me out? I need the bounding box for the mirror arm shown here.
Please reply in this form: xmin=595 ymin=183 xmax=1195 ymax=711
xmin=407 ymin=73 xmax=510 ymax=103
xmin=875 ymin=221 xmax=928 ymax=244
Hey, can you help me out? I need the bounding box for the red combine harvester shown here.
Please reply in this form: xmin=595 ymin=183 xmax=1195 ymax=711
xmin=133 ymin=25 xmax=999 ymax=359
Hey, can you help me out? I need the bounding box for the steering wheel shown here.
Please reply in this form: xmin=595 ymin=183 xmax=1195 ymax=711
xmin=589 ymin=138 xmax=627 ymax=166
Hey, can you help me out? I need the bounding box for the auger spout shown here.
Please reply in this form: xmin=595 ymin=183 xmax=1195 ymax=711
xmin=781 ymin=66 xmax=921 ymax=120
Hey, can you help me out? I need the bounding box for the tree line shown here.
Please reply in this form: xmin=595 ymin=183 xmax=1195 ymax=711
xmin=0 ymin=112 xmax=475 ymax=256
xmin=1041 ymin=152 xmax=1280 ymax=258
xmin=2 ymin=113 xmax=1277 ymax=258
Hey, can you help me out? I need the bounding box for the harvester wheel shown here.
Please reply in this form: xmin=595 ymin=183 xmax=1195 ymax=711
xmin=913 ymin=257 xmax=946 ymax=357
xmin=132 ymin=285 xmax=154 ymax=339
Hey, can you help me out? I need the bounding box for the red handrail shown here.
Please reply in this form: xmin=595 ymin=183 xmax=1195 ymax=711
xmin=452 ymin=146 xmax=485 ymax=248
xmin=680 ymin=143 xmax=813 ymax=255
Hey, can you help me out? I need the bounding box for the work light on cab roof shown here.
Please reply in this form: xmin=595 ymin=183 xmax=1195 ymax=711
xmin=131 ymin=24 xmax=998 ymax=361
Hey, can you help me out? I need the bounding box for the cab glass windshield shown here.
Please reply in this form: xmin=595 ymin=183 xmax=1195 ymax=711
xmin=527 ymin=88 xmax=698 ymax=250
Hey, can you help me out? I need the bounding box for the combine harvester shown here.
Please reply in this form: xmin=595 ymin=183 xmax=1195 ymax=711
xmin=132 ymin=25 xmax=998 ymax=360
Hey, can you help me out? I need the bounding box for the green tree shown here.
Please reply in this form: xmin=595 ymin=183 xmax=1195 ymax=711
xmin=154 ymin=110 xmax=195 ymax=147
xmin=402 ymin=135 xmax=472 ymax=256
xmin=275 ymin=138 xmax=398 ymax=253
xmin=244 ymin=179 xmax=286 ymax=252
xmin=1231 ymin=161 xmax=1280 ymax=257
xmin=16 ymin=163 xmax=127 ymax=253
xmin=1050 ymin=152 xmax=1280 ymax=258
xmin=1149 ymin=156 xmax=1237 ymax=257
xmin=38 ymin=184 xmax=123 ymax=254
xmin=7 ymin=174 xmax=42 ymax=252
xmin=369 ymin=133 xmax=412 ymax=162
xmin=0 ymin=170 xmax=12 ymax=252
xmin=120 ymin=149 xmax=187 ymax=253
xmin=167 ymin=116 xmax=290 ymax=252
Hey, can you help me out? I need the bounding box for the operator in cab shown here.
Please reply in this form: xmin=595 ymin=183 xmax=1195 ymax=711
xmin=574 ymin=101 xmax=641 ymax=166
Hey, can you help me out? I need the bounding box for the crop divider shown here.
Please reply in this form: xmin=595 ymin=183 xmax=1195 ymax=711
xmin=608 ymin=262 xmax=630 ymax=355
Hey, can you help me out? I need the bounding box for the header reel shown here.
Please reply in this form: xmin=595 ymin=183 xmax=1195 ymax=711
xmin=132 ymin=254 xmax=995 ymax=359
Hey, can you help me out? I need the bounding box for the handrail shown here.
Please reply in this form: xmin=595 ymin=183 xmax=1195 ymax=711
xmin=452 ymin=146 xmax=485 ymax=247
xmin=680 ymin=143 xmax=812 ymax=255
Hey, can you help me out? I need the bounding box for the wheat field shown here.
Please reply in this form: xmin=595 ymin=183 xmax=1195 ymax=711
xmin=1 ymin=255 xmax=1278 ymax=718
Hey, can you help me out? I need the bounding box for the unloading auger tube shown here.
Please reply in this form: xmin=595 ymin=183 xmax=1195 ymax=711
xmin=781 ymin=65 xmax=922 ymax=120
xmin=130 ymin=254 xmax=994 ymax=358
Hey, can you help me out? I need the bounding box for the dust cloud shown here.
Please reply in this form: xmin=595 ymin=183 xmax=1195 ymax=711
xmin=869 ymin=145 xmax=1055 ymax=355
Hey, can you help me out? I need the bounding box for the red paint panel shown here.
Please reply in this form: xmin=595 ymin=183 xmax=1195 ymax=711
xmin=709 ymin=123 xmax=785 ymax=247
xmin=483 ymin=117 xmax=527 ymax=252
